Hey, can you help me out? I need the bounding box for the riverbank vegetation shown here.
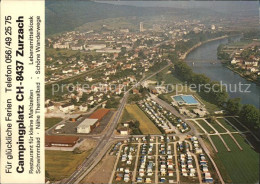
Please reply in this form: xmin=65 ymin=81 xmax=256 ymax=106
xmin=166 ymin=33 xmax=260 ymax=137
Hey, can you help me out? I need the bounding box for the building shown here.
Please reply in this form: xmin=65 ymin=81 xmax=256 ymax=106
xmin=85 ymin=44 xmax=106 ymax=51
xmin=119 ymin=127 xmax=129 ymax=135
xmin=77 ymin=118 xmax=99 ymax=133
xmin=140 ymin=22 xmax=144 ymax=32
xmin=88 ymin=108 xmax=110 ymax=121
xmin=59 ymin=103 xmax=74 ymax=113
xmin=79 ymin=104 xmax=88 ymax=112
xmin=69 ymin=114 xmax=82 ymax=122
xmin=45 ymin=135 xmax=79 ymax=147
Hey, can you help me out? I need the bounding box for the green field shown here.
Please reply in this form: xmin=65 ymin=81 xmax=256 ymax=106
xmin=216 ymin=118 xmax=237 ymax=132
xmin=225 ymin=117 xmax=247 ymax=132
xmin=196 ymin=119 xmax=215 ymax=134
xmin=125 ymin=104 xmax=161 ymax=134
xmin=189 ymin=120 xmax=205 ymax=133
xmin=211 ymin=133 xmax=259 ymax=183
xmin=155 ymin=71 xmax=220 ymax=113
xmin=45 ymin=150 xmax=91 ymax=181
xmin=210 ymin=135 xmax=226 ymax=152
xmin=45 ymin=117 xmax=63 ymax=130
xmin=206 ymin=119 xmax=226 ymax=133
xmin=120 ymin=108 xmax=134 ymax=124
xmin=221 ymin=134 xmax=240 ymax=151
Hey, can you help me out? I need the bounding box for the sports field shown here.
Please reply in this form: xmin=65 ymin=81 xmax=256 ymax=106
xmin=210 ymin=133 xmax=259 ymax=183
xmin=125 ymin=104 xmax=161 ymax=134
xmin=196 ymin=119 xmax=215 ymax=134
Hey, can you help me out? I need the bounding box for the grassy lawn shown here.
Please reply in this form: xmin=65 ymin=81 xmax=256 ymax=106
xmin=45 ymin=117 xmax=63 ymax=130
xmin=162 ymin=87 xmax=220 ymax=114
xmin=225 ymin=117 xmax=247 ymax=132
xmin=213 ymin=133 xmax=259 ymax=184
xmin=217 ymin=118 xmax=237 ymax=132
xmin=210 ymin=135 xmax=226 ymax=152
xmin=196 ymin=119 xmax=215 ymax=134
xmin=205 ymin=135 xmax=232 ymax=183
xmin=221 ymin=134 xmax=239 ymax=151
xmin=188 ymin=120 xmax=205 ymax=133
xmin=150 ymin=67 xmax=182 ymax=84
xmin=45 ymin=149 xmax=92 ymax=181
xmin=119 ymin=108 xmax=134 ymax=124
xmin=152 ymin=70 xmax=220 ymax=114
xmin=125 ymin=104 xmax=161 ymax=135
xmin=206 ymin=119 xmax=226 ymax=133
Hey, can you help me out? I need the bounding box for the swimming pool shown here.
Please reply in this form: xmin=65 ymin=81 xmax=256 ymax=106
xmin=172 ymin=95 xmax=199 ymax=105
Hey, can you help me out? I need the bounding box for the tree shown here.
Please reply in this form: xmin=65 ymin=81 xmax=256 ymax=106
xmin=239 ymin=104 xmax=260 ymax=130
xmin=73 ymin=147 xmax=82 ymax=154
xmin=81 ymin=92 xmax=88 ymax=102
xmin=226 ymin=98 xmax=241 ymax=115
xmin=138 ymin=50 xmax=145 ymax=59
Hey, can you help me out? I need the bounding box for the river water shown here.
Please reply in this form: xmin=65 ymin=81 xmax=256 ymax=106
xmin=186 ymin=37 xmax=260 ymax=108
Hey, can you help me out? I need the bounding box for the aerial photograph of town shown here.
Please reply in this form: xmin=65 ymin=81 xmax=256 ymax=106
xmin=44 ymin=1 xmax=259 ymax=184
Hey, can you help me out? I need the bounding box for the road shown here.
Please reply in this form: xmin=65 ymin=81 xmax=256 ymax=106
xmin=64 ymin=92 xmax=128 ymax=183
xmin=63 ymin=63 xmax=172 ymax=184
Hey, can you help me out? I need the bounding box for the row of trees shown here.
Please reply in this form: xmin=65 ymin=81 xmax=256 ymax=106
xmin=226 ymin=98 xmax=260 ymax=130
xmin=173 ymin=61 xmax=228 ymax=106
xmin=172 ymin=61 xmax=259 ymax=131
xmin=169 ymin=32 xmax=260 ymax=132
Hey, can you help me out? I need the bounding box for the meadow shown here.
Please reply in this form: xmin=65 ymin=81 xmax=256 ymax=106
xmin=125 ymin=104 xmax=161 ymax=134
xmin=210 ymin=133 xmax=259 ymax=183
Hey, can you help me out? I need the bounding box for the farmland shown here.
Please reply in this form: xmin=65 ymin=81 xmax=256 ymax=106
xmin=210 ymin=134 xmax=259 ymax=183
xmin=45 ymin=117 xmax=63 ymax=130
xmin=125 ymin=104 xmax=161 ymax=134
xmin=45 ymin=150 xmax=92 ymax=181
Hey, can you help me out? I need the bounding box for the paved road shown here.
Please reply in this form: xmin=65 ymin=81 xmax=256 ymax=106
xmin=63 ymin=63 xmax=172 ymax=183
xmin=132 ymin=140 xmax=141 ymax=183
xmin=65 ymin=93 xmax=128 ymax=183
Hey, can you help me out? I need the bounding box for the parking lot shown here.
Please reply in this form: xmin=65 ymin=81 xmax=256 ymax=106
xmin=51 ymin=111 xmax=114 ymax=135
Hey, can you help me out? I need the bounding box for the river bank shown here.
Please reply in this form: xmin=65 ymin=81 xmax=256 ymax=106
xmin=181 ymin=35 xmax=229 ymax=60
xmin=225 ymin=65 xmax=259 ymax=85
xmin=185 ymin=35 xmax=260 ymax=108
xmin=183 ymin=33 xmax=259 ymax=85
xmin=218 ymin=40 xmax=260 ymax=85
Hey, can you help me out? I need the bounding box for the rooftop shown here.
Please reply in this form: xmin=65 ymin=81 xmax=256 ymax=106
xmin=77 ymin=118 xmax=98 ymax=128
xmin=45 ymin=135 xmax=79 ymax=144
xmin=89 ymin=108 xmax=110 ymax=121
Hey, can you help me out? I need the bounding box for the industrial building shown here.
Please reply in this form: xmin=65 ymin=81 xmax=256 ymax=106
xmin=45 ymin=135 xmax=79 ymax=147
xmin=88 ymin=108 xmax=110 ymax=121
xmin=69 ymin=114 xmax=82 ymax=122
xmin=77 ymin=118 xmax=99 ymax=133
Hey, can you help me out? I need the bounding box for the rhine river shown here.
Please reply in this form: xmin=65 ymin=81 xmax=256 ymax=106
xmin=186 ymin=37 xmax=260 ymax=108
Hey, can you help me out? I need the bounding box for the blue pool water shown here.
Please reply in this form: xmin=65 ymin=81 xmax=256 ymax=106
xmin=173 ymin=95 xmax=199 ymax=105
xmin=181 ymin=95 xmax=199 ymax=105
